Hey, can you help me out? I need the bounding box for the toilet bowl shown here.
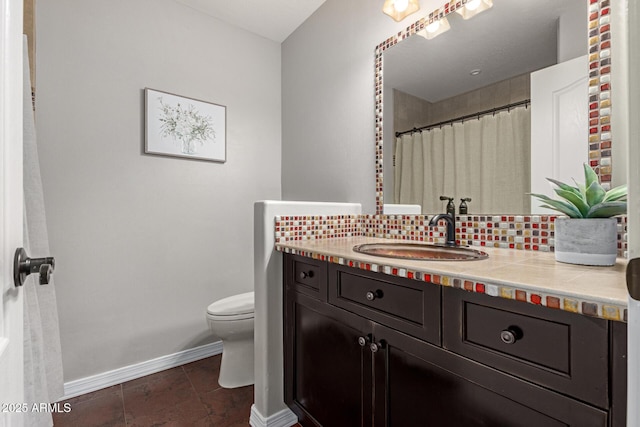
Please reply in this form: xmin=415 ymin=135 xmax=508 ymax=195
xmin=206 ymin=291 xmax=254 ymax=388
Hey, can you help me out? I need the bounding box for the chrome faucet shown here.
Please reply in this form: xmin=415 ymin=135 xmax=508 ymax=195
xmin=428 ymin=213 xmax=457 ymax=247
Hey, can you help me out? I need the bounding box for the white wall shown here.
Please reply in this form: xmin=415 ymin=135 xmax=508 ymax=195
xmin=281 ymin=0 xmax=444 ymax=214
xmin=35 ymin=0 xmax=281 ymax=381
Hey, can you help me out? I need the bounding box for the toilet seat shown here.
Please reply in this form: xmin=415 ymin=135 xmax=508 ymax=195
xmin=207 ymin=291 xmax=254 ymax=321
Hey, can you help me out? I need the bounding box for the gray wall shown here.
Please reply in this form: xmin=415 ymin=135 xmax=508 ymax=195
xmin=558 ymin=6 xmax=588 ymax=63
xmin=281 ymin=0 xmax=442 ymax=214
xmin=35 ymin=0 xmax=281 ymax=381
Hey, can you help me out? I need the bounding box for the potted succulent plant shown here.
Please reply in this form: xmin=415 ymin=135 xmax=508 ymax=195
xmin=530 ymin=163 xmax=627 ymax=266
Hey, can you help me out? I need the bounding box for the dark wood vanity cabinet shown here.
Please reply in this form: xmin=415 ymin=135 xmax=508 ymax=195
xmin=283 ymin=253 xmax=627 ymax=427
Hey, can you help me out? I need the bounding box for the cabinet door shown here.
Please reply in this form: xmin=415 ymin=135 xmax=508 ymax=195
xmin=284 ymin=290 xmax=373 ymax=427
xmin=372 ymin=323 xmax=607 ymax=427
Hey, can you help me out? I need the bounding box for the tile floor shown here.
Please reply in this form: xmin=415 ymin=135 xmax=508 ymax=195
xmin=52 ymin=354 xmax=301 ymax=427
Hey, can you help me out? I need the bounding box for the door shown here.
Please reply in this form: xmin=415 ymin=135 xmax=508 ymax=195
xmin=530 ymin=55 xmax=588 ymax=213
xmin=0 ymin=0 xmax=25 ymax=425
xmin=626 ymin=0 xmax=640 ymax=424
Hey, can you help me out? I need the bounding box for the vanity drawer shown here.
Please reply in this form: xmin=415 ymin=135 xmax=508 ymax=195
xmin=284 ymin=254 xmax=328 ymax=300
xmin=443 ymin=287 xmax=609 ymax=409
xmin=328 ymin=264 xmax=440 ymax=345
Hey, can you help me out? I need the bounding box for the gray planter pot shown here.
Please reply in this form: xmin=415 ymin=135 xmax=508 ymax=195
xmin=554 ymin=217 xmax=618 ymax=266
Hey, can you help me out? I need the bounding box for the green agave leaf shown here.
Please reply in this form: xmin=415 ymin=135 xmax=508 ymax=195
xmin=529 ymin=193 xmax=583 ymax=218
xmin=546 ymin=177 xmax=581 ymax=197
xmin=553 ymin=188 xmax=589 ymax=217
xmin=603 ymin=184 xmax=628 ymax=202
xmin=573 ymin=179 xmax=586 ymax=199
xmin=586 ymin=201 xmax=627 ymax=218
xmin=545 ymin=177 xmax=587 ymax=215
xmin=585 ymin=180 xmax=606 ymax=206
xmin=583 ymin=162 xmax=599 ymax=190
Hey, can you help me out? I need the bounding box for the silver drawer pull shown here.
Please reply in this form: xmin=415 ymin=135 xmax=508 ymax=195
xmin=500 ymin=327 xmax=522 ymax=345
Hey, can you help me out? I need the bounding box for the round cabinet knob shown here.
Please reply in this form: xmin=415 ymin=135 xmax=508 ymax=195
xmin=500 ymin=327 xmax=522 ymax=345
xmin=370 ymin=343 xmax=380 ymax=353
xmin=358 ymin=336 xmax=368 ymax=347
xmin=366 ymin=290 xmax=382 ymax=301
xmin=299 ymin=270 xmax=314 ymax=280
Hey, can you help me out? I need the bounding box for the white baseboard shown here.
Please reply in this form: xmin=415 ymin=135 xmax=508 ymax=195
xmin=249 ymin=404 xmax=298 ymax=427
xmin=60 ymin=341 xmax=223 ymax=401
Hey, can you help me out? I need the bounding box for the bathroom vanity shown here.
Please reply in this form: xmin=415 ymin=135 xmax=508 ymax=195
xmin=280 ymin=239 xmax=627 ymax=427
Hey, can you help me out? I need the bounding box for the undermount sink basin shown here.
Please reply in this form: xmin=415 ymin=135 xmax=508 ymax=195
xmin=353 ymin=243 xmax=489 ymax=261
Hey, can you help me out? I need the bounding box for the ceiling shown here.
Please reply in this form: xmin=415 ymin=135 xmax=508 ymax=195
xmin=174 ymin=0 xmax=327 ymax=43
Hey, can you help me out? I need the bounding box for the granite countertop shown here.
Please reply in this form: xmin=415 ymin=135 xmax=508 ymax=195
xmin=276 ymin=236 xmax=629 ymax=321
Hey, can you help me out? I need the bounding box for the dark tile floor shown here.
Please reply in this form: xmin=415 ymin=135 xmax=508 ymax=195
xmin=53 ymin=354 xmax=295 ymax=427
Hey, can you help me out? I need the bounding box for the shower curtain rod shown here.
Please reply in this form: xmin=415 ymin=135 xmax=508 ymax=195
xmin=395 ymin=98 xmax=531 ymax=137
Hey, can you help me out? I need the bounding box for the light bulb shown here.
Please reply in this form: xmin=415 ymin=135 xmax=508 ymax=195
xmin=382 ymin=0 xmax=420 ymax=22
xmin=417 ymin=17 xmax=450 ymax=39
xmin=426 ymin=20 xmax=441 ymax=33
xmin=394 ymin=0 xmax=409 ymax=12
xmin=465 ymin=0 xmax=482 ymax=11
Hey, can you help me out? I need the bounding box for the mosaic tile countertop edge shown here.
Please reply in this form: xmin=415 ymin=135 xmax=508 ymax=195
xmin=275 ymin=230 xmax=628 ymax=323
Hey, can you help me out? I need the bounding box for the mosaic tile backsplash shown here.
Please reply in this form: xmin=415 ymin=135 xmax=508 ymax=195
xmin=275 ymin=214 xmax=628 ymax=257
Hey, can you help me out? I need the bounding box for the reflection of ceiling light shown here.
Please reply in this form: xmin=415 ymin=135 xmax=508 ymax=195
xmin=417 ymin=17 xmax=450 ymax=40
xmin=470 ymin=69 xmax=482 ymax=76
xmin=456 ymin=0 xmax=493 ymax=20
xmin=382 ymin=0 xmax=420 ymax=22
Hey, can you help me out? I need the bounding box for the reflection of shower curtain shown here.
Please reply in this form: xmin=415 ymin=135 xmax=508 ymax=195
xmin=394 ymin=106 xmax=531 ymax=213
xmin=23 ymin=38 xmax=64 ymax=427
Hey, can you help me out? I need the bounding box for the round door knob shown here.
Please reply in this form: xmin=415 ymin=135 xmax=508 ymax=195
xmin=13 ymin=248 xmax=55 ymax=287
xmin=500 ymin=327 xmax=522 ymax=345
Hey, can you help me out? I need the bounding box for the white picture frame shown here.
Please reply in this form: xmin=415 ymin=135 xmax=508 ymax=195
xmin=144 ymin=88 xmax=226 ymax=162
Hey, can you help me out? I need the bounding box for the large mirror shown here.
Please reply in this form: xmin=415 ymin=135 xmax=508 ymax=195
xmin=380 ymin=0 xmax=595 ymax=215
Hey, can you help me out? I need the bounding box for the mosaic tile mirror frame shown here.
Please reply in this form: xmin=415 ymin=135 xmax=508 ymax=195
xmin=374 ymin=0 xmax=615 ymax=215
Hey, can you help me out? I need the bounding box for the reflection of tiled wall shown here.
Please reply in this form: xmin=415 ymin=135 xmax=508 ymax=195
xmin=274 ymin=214 xmax=628 ymax=257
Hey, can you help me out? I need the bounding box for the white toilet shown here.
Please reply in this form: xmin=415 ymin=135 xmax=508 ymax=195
xmin=206 ymin=291 xmax=255 ymax=388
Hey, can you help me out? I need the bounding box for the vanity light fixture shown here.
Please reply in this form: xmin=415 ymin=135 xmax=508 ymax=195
xmin=456 ymin=0 xmax=493 ymax=20
xmin=417 ymin=17 xmax=451 ymax=40
xmin=382 ymin=0 xmax=420 ymax=22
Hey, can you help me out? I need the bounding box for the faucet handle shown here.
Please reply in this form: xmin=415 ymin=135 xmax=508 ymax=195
xmin=439 ymin=196 xmax=456 ymax=217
